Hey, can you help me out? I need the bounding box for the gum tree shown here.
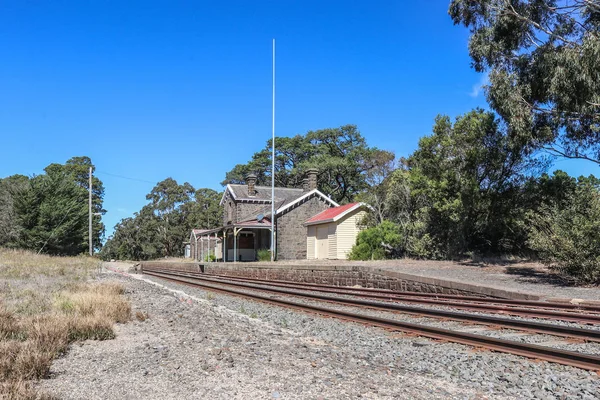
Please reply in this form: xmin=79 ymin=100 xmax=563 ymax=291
xmin=450 ymin=0 xmax=600 ymax=164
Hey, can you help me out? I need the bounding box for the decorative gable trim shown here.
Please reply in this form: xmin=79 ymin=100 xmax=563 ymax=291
xmin=219 ymin=184 xmax=272 ymax=205
xmin=219 ymin=185 xmax=233 ymax=206
xmin=276 ymin=189 xmax=339 ymax=215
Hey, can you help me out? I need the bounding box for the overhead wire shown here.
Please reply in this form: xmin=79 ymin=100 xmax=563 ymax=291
xmin=95 ymin=170 xmax=156 ymax=184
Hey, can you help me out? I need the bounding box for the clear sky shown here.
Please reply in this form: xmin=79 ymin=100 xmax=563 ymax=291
xmin=0 ymin=0 xmax=595 ymax=237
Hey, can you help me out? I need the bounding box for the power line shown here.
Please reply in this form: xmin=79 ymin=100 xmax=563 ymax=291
xmin=96 ymin=170 xmax=156 ymax=184
xmin=37 ymin=201 xmax=79 ymax=255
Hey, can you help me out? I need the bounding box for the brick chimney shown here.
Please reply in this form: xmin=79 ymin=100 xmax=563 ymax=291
xmin=306 ymin=168 xmax=318 ymax=191
xmin=302 ymin=178 xmax=309 ymax=192
xmin=245 ymin=174 xmax=257 ymax=196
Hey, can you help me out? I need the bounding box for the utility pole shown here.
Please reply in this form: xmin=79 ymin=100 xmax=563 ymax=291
xmin=270 ymin=38 xmax=276 ymax=262
xmin=89 ymin=166 xmax=93 ymax=256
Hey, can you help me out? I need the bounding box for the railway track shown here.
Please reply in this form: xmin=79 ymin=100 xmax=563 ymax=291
xmin=141 ymin=267 xmax=600 ymax=371
xmin=143 ymin=267 xmax=600 ymax=324
xmin=207 ymin=273 xmax=600 ymax=313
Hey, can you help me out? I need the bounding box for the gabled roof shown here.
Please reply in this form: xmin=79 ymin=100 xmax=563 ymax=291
xmin=220 ymin=184 xmax=338 ymax=214
xmin=220 ymin=184 xmax=304 ymax=206
xmin=304 ymin=202 xmax=366 ymax=226
xmin=276 ymin=189 xmax=338 ymax=214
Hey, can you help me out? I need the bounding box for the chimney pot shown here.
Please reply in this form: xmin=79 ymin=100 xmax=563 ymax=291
xmin=306 ymin=168 xmax=318 ymax=191
xmin=245 ymin=174 xmax=257 ymax=196
xmin=302 ymin=178 xmax=309 ymax=192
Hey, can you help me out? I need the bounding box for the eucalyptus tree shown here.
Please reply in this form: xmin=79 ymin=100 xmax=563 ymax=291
xmin=450 ymin=0 xmax=600 ymax=164
xmin=102 ymin=180 xmax=223 ymax=260
xmin=222 ymin=125 xmax=393 ymax=204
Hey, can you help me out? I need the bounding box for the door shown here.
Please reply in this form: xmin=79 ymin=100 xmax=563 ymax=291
xmin=316 ymin=226 xmax=329 ymax=259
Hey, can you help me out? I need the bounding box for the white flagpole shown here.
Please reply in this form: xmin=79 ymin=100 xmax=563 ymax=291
xmin=270 ymin=39 xmax=276 ymax=262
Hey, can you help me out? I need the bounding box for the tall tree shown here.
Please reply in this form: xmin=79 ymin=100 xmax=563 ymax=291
xmin=43 ymin=156 xmax=106 ymax=249
xmin=1 ymin=157 xmax=104 ymax=255
xmin=449 ymin=0 xmax=600 ymax=164
xmin=185 ymin=188 xmax=223 ymax=230
xmin=222 ymin=125 xmax=392 ymax=204
xmin=12 ymin=171 xmax=88 ymax=255
xmin=407 ymin=109 xmax=538 ymax=256
xmin=0 ymin=175 xmax=28 ymax=246
xmin=102 ymin=180 xmax=222 ymax=260
xmin=145 ymin=178 xmax=194 ymax=257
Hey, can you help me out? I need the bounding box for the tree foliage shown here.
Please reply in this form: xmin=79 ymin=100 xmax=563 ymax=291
xmin=361 ymin=109 xmax=537 ymax=258
xmin=222 ymin=125 xmax=393 ymax=204
xmin=348 ymin=221 xmax=403 ymax=260
xmin=356 ymin=109 xmax=600 ymax=282
xmin=101 ymin=181 xmax=222 ymax=261
xmin=449 ymin=0 xmax=600 ymax=164
xmin=0 ymin=175 xmax=29 ymax=246
xmin=0 ymin=157 xmax=105 ymax=255
xmin=408 ymin=109 xmax=541 ymax=256
xmin=527 ymin=175 xmax=600 ymax=283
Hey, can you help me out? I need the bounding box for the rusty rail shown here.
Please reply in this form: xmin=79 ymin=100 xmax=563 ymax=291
xmin=205 ymin=272 xmax=600 ymax=313
xmin=143 ymin=267 xmax=600 ymax=325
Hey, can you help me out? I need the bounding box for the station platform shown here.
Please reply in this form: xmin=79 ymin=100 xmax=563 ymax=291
xmin=139 ymin=259 xmax=599 ymax=303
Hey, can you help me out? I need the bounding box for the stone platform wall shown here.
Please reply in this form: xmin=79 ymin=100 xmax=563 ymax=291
xmin=139 ymin=261 xmax=539 ymax=300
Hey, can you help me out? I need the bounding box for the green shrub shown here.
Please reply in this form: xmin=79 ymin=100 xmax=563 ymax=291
xmin=348 ymin=221 xmax=402 ymax=260
xmin=406 ymin=233 xmax=440 ymax=259
xmin=257 ymin=249 xmax=272 ymax=262
xmin=527 ymin=178 xmax=600 ymax=283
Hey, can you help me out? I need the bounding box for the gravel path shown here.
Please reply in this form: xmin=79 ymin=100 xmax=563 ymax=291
xmin=39 ymin=270 xmax=493 ymax=400
xmin=380 ymin=262 xmax=600 ymax=301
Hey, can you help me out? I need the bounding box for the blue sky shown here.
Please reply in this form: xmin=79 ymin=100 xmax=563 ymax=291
xmin=0 ymin=0 xmax=595 ymax=237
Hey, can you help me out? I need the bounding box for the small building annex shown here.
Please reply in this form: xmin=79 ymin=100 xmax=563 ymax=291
xmin=305 ymin=202 xmax=368 ymax=260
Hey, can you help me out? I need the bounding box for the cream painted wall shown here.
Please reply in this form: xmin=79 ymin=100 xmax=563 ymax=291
xmin=336 ymin=210 xmax=366 ymax=259
xmin=307 ymin=225 xmax=316 ymax=259
xmin=305 ymin=208 xmax=366 ymax=260
xmin=328 ymin=223 xmax=337 ymax=259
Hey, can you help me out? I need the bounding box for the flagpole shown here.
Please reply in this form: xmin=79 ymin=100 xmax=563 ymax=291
xmin=270 ymin=38 xmax=276 ymax=262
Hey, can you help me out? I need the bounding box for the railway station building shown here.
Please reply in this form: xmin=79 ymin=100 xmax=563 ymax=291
xmin=188 ymin=169 xmax=367 ymax=261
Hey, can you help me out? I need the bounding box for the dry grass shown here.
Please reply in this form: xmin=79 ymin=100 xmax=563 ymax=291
xmin=0 ymin=249 xmax=99 ymax=280
xmin=0 ymin=379 xmax=57 ymax=400
xmin=134 ymin=311 xmax=149 ymax=322
xmin=0 ymin=249 xmax=131 ymax=399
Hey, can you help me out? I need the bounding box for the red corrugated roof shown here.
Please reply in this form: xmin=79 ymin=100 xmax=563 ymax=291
xmin=305 ymin=202 xmax=359 ymax=224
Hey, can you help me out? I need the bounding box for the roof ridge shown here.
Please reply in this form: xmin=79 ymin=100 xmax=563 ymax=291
xmin=230 ymin=186 xmax=303 ymax=191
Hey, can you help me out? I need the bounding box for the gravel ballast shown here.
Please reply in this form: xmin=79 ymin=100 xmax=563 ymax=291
xmin=39 ymin=268 xmax=599 ymax=399
xmin=38 ymin=271 xmax=483 ymax=399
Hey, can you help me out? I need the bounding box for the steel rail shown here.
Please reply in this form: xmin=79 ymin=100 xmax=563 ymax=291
xmin=143 ymin=266 xmax=600 ymax=312
xmin=143 ymin=268 xmax=600 ymax=341
xmin=205 ymin=272 xmax=600 ymax=313
xmin=143 ymin=267 xmax=600 ymax=325
xmin=143 ymin=269 xmax=600 ymax=371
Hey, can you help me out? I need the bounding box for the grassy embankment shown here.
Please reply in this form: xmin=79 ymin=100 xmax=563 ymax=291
xmin=0 ymin=249 xmax=131 ymax=399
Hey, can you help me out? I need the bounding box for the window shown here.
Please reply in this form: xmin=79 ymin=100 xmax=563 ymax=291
xmin=227 ymin=202 xmax=233 ymax=223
